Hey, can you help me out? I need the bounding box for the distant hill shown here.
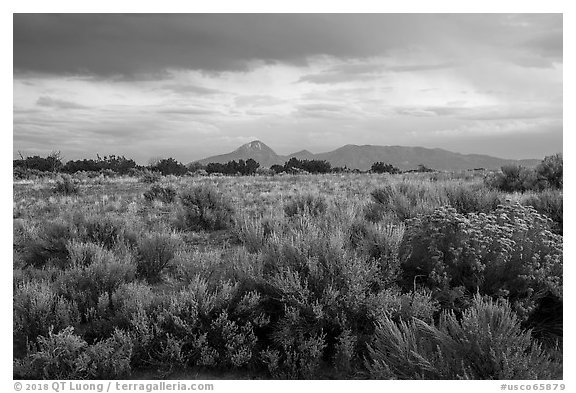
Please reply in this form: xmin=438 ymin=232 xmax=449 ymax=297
xmin=197 ymin=140 xmax=541 ymax=171
xmin=197 ymin=140 xmax=281 ymax=168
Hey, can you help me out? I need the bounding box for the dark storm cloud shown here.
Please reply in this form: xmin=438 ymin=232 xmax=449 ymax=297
xmin=14 ymin=14 xmax=562 ymax=77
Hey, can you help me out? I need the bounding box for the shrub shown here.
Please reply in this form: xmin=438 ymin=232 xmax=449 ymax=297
xmin=365 ymin=295 xmax=562 ymax=379
xmin=55 ymin=249 xmax=136 ymax=322
xmin=234 ymin=215 xmax=273 ymax=253
xmin=484 ymin=155 xmax=562 ymax=192
xmin=267 ymin=306 xmax=328 ymax=378
xmin=74 ymin=213 xmax=133 ymax=249
xmin=365 ymin=287 xmax=439 ymax=326
xmin=443 ymin=183 xmax=502 ymax=214
xmin=371 ymin=162 xmax=400 ymax=174
xmin=206 ymin=310 xmax=258 ymax=368
xmin=53 ymin=175 xmax=79 ymax=195
xmin=521 ymin=190 xmax=563 ymax=235
xmin=348 ymin=220 xmax=405 ymax=286
xmin=14 ymin=327 xmax=133 ymax=379
xmin=139 ymin=170 xmax=161 ymax=184
xmin=284 ymin=194 xmax=327 ymax=218
xmin=150 ymin=158 xmax=187 ymax=176
xmin=536 ymin=154 xmax=562 ymax=189
xmin=257 ymin=214 xmax=387 ymax=375
xmin=24 ymin=220 xmax=74 ymax=269
xmin=367 ymin=182 xmax=442 ymax=222
xmin=143 ymin=184 xmax=177 ymax=203
xmin=178 ymin=185 xmax=235 ymax=231
xmin=400 ymin=204 xmax=563 ymax=320
xmin=135 ymin=232 xmax=179 ymax=283
xmin=13 ymin=281 xmax=81 ymax=348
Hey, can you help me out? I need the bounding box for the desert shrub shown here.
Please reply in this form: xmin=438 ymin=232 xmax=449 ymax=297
xmin=521 ymin=189 xmax=563 ymax=235
xmin=400 ymin=204 xmax=563 ymax=321
xmin=265 ymin=306 xmax=327 ymax=379
xmin=234 ymin=214 xmax=278 ymax=253
xmin=13 ymin=281 xmax=81 ymax=349
xmin=371 ymin=162 xmax=401 ymax=174
xmin=53 ymin=174 xmax=79 ymax=195
xmin=55 ymin=248 xmax=136 ymax=320
xmin=74 ymin=213 xmax=134 ymax=249
xmin=485 ymin=164 xmax=543 ymax=192
xmin=332 ymin=329 xmax=357 ymax=374
xmin=284 ymin=193 xmax=327 ymax=218
xmin=365 ymin=295 xmax=562 ymax=379
xmin=136 ymin=232 xmax=179 ymax=283
xmin=256 ymin=214 xmax=393 ymax=375
xmin=123 ymin=278 xmax=250 ymax=370
xmin=23 ymin=220 xmax=74 ymax=268
xmin=348 ymin=220 xmax=405 ymax=286
xmin=178 ymin=185 xmax=235 ymax=231
xmin=367 ymin=182 xmax=443 ymax=222
xmin=143 ymin=184 xmax=177 ymax=203
xmin=443 ymin=183 xmax=502 ymax=214
xmin=204 ymin=310 xmax=258 ymax=368
xmin=110 ymin=282 xmax=157 ymax=322
xmin=365 ymin=287 xmax=440 ymax=326
xmin=139 ymin=170 xmax=161 ymax=184
xmin=14 ymin=327 xmax=133 ymax=379
xmin=536 ymin=153 xmax=562 ymax=189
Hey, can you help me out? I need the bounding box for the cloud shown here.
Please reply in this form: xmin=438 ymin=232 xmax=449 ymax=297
xmin=156 ymin=107 xmax=220 ymax=115
xmin=234 ymin=95 xmax=286 ymax=107
xmin=36 ymin=96 xmax=88 ymax=109
xmin=13 ymin=14 xmax=562 ymax=162
xmin=387 ymin=63 xmax=455 ymax=72
xmin=396 ymin=104 xmax=561 ymax=121
xmin=14 ymin=14 xmax=562 ymax=78
xmin=294 ymin=103 xmax=363 ymax=119
xmin=298 ymin=72 xmax=382 ymax=84
xmin=397 ymin=108 xmax=438 ymax=117
xmin=159 ymin=84 xmax=224 ymax=95
xmin=298 ymin=61 xmax=455 ymax=85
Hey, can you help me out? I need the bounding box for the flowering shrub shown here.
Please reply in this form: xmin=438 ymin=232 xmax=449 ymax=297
xmin=400 ymin=204 xmax=562 ymax=320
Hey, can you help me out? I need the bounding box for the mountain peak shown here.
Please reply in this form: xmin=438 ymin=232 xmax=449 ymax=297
xmin=237 ymin=140 xmax=273 ymax=153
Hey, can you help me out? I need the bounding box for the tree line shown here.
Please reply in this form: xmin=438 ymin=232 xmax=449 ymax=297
xmin=13 ymin=151 xmax=436 ymax=178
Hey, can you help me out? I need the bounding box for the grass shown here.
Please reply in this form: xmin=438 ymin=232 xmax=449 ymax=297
xmin=13 ymin=171 xmax=562 ymax=379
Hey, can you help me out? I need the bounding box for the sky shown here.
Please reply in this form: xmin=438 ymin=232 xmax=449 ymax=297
xmin=13 ymin=13 xmax=563 ymax=163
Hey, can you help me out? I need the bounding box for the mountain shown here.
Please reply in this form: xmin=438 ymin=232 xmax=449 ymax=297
xmin=197 ymin=140 xmax=282 ymax=168
xmin=287 ymin=149 xmax=315 ymax=160
xmin=197 ymin=140 xmax=541 ymax=171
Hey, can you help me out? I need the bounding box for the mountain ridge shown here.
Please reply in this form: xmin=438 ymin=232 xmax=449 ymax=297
xmin=196 ymin=140 xmax=541 ymax=171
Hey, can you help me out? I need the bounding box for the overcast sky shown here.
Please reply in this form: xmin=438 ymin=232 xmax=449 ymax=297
xmin=13 ymin=14 xmax=562 ymax=163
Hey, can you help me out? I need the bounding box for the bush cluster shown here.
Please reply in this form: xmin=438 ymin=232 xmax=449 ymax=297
xmin=178 ymin=185 xmax=235 ymax=231
xmin=13 ymin=166 xmax=563 ymax=380
xmin=143 ymin=184 xmax=177 ymax=203
xmin=400 ymin=204 xmax=562 ymax=324
xmin=485 ymin=154 xmax=562 ymax=192
xmin=366 ymin=295 xmax=561 ymax=379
